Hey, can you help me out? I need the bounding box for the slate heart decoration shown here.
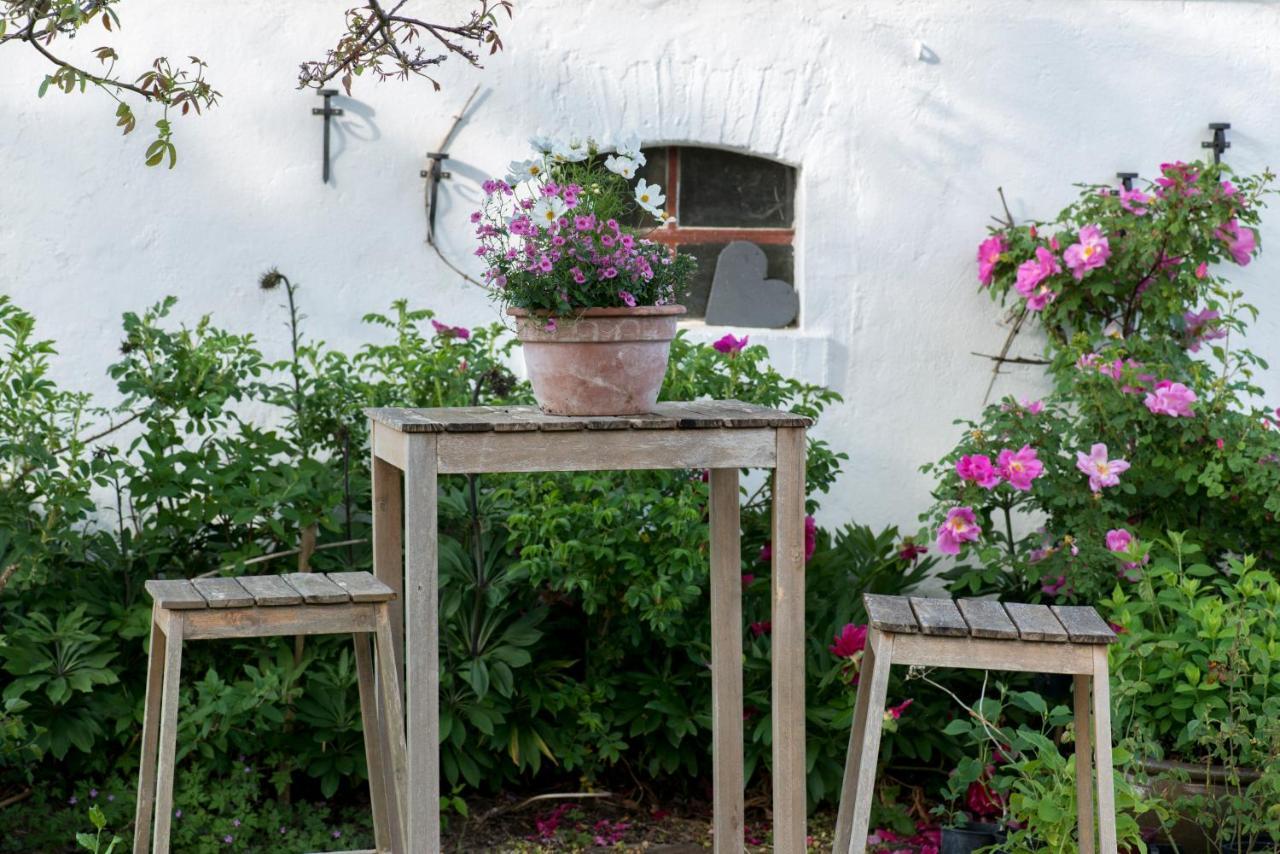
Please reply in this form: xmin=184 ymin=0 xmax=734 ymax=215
xmin=703 ymin=240 xmax=798 ymax=328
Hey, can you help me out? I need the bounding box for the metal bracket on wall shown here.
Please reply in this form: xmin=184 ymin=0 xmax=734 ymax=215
xmin=420 ymin=153 xmax=452 ymax=245
xmin=1203 ymin=122 xmax=1231 ymax=164
xmin=1116 ymin=172 xmax=1138 ymax=191
xmin=312 ymin=89 xmax=344 ymax=184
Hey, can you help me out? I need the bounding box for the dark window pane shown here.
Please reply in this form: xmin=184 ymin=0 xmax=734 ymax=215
xmin=676 ymin=242 xmax=795 ymax=325
xmin=619 ymin=147 xmax=669 ymax=228
xmin=678 ymin=148 xmax=795 ymax=228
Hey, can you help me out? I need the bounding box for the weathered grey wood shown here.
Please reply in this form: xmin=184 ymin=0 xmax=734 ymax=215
xmin=1051 ymin=605 xmax=1118 ymax=644
xmin=844 ymin=629 xmax=894 ymax=854
xmin=957 ymin=598 xmax=1020 ymax=640
xmin=833 ymin=626 xmax=882 ymax=854
xmin=890 ymin=634 xmax=1095 ymax=674
xmin=372 ymin=421 xmax=407 ymax=470
xmin=375 ymin=605 xmax=409 ymax=853
xmin=238 ymin=574 xmax=304 ymax=606
xmin=282 ymin=572 xmax=350 ymax=605
xmin=772 ymin=427 xmax=806 ymax=854
xmin=708 ymin=468 xmax=744 ymax=854
xmin=151 ymin=611 xmax=184 ymax=854
xmin=181 ymin=603 xmax=377 ymax=641
xmin=1004 ymin=602 xmax=1070 ymax=642
xmin=494 ymin=406 xmax=587 ymax=432
xmin=1074 ymin=674 xmax=1095 ymax=854
xmin=863 ymin=594 xmax=919 ymax=634
xmin=132 ymin=614 xmax=166 ymax=854
xmin=144 ymin=579 xmax=208 ymax=610
xmin=1092 ymin=648 xmax=1118 ymax=852
xmin=353 ymin=632 xmax=390 ymax=854
xmin=371 ymin=452 xmax=405 ymax=696
xmin=909 ymin=597 xmax=969 ymax=637
xmin=364 ymin=401 xmax=812 ymax=433
xmin=327 ymin=572 xmax=395 ymax=603
xmin=191 ymin=577 xmax=254 ymax=608
xmin=404 ymin=435 xmax=440 ymax=852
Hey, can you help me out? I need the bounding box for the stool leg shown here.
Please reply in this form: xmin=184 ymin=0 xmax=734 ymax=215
xmin=1091 ymin=647 xmax=1118 ymax=853
xmin=1073 ymin=673 xmax=1095 ymax=854
xmin=354 ymin=632 xmax=391 ymax=853
xmin=375 ymin=606 xmax=409 ymax=854
xmin=151 ymin=612 xmax=184 ymax=854
xmin=839 ymin=629 xmax=894 ymax=854
xmin=132 ymin=609 xmax=166 ymax=854
xmin=832 ymin=627 xmax=882 ymax=854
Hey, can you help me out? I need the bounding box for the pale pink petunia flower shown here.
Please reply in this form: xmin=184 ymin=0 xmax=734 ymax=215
xmin=1144 ymin=380 xmax=1197 ymax=417
xmin=936 ymin=506 xmax=981 ymax=555
xmin=1075 ymin=443 xmax=1131 ymax=492
xmin=997 ymin=445 xmax=1044 ymax=491
xmin=1063 ymin=225 xmax=1111 ymax=280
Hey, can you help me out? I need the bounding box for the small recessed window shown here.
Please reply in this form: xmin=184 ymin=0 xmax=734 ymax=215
xmin=629 ymin=146 xmax=798 ymax=327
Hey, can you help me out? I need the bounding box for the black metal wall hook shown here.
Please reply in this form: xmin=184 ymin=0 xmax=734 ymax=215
xmin=420 ymin=152 xmax=452 ymax=245
xmin=312 ymin=89 xmax=345 ymax=183
xmin=1203 ymin=122 xmax=1231 ymax=164
xmin=1116 ymin=172 xmax=1138 ymax=192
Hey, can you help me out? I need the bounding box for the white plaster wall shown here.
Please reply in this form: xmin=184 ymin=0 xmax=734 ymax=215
xmin=2 ymin=0 xmax=1279 ymax=536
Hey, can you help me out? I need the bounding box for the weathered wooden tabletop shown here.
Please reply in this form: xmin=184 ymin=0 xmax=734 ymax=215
xmin=365 ymin=400 xmax=812 ymax=433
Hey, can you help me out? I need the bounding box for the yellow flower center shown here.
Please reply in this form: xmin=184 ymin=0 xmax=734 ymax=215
xmin=1010 ymin=461 xmax=1024 ymax=472
xmin=1082 ymin=245 xmax=1095 ymax=259
xmin=640 ymin=193 xmax=650 ymax=203
xmin=1095 ymin=462 xmax=1110 ymax=475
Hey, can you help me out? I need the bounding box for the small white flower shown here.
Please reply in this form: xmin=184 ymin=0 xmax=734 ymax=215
xmin=508 ymin=159 xmax=545 ymax=183
xmin=614 ymin=134 xmax=646 ymax=165
xmin=528 ymin=135 xmax=555 ymax=155
xmin=634 ymin=179 xmax=665 ymax=216
xmin=604 ymin=155 xmax=638 ymax=180
xmin=531 ymin=196 xmax=568 ymax=228
xmin=550 ymin=136 xmax=590 ymax=163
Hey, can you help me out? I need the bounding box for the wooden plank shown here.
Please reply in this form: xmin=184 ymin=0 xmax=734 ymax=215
xmin=132 ymin=616 xmax=166 ymax=854
xmin=493 ymin=405 xmax=587 ymax=432
xmin=371 ymin=451 xmax=405 ymax=696
xmin=144 ymin=579 xmax=208 ymax=610
xmin=326 ymin=572 xmax=395 ymax=603
xmin=375 ymin=607 xmax=410 ymax=854
xmin=436 ymin=427 xmax=778 ymax=474
xmin=833 ymin=626 xmax=885 ymax=854
xmin=282 ymin=572 xmax=350 ymax=605
xmin=238 ymin=574 xmax=304 ymax=607
xmin=625 ymin=409 xmax=681 ymax=430
xmin=1004 ymin=602 xmax=1070 ymax=642
xmin=909 ymin=597 xmax=969 ymax=637
xmin=1092 ymin=647 xmax=1119 ymax=852
xmin=365 ymin=407 xmax=447 ymax=433
xmin=181 ymin=604 xmax=377 ymax=640
xmin=1074 ymin=674 xmax=1096 ymax=854
xmin=191 ymin=577 xmax=254 ymax=609
xmin=845 ymin=630 xmax=894 ymax=854
xmin=708 ymin=468 xmax=744 ymax=853
xmin=368 ymin=402 xmax=810 ymax=432
xmin=890 ymin=634 xmax=1094 ymax=674
xmin=863 ymin=594 xmax=918 ymax=634
xmin=151 ymin=611 xmax=184 ymax=854
xmin=353 ymin=632 xmax=390 ymax=854
xmin=771 ymin=427 xmax=806 ymax=854
xmin=957 ymin=598 xmax=1019 ymax=640
xmin=1051 ymin=605 xmax=1118 ymax=644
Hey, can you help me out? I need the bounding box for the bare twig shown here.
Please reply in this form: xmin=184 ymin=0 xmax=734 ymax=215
xmin=980 ymin=305 xmax=1031 ymax=406
xmin=0 ymin=563 xmax=18 ymax=596
xmin=971 ymin=351 xmax=1049 ymax=366
xmin=194 ymin=538 xmax=369 ymax=578
xmin=0 ymin=787 xmax=33 ymax=809
xmin=475 ymin=791 xmax=615 ymax=824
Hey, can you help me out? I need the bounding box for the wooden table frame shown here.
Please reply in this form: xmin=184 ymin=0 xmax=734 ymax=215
xmin=367 ymin=402 xmax=811 ymax=853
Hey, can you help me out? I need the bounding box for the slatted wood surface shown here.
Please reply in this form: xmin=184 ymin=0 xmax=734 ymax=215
xmin=366 ymin=400 xmax=813 ymax=433
xmin=863 ymin=595 xmax=1115 ymax=644
xmin=146 ymin=572 xmax=394 ymax=610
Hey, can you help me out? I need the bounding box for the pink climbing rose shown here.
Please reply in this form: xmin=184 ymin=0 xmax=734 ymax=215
xmin=1119 ymin=189 xmax=1151 ymax=216
xmin=956 ymin=454 xmax=1001 ymax=489
xmin=1184 ymin=308 xmax=1227 ymax=353
xmin=997 ymin=445 xmax=1044 ymax=491
xmin=1144 ymin=380 xmax=1197 ymax=417
xmin=430 ymin=319 xmax=471 ymax=340
xmin=829 ymin=623 xmax=868 ymax=658
xmin=1215 ymin=218 xmax=1257 ymax=266
xmin=1014 ymin=246 xmax=1061 ymax=297
xmin=936 ymin=506 xmax=981 ymax=555
xmin=712 ymin=333 xmax=748 ymax=355
xmin=1063 ymin=224 xmax=1111 ymax=280
xmin=977 ymin=234 xmax=1007 ymax=286
xmin=1105 ymin=528 xmax=1133 ymax=552
xmin=1075 ymin=443 xmax=1131 ymax=492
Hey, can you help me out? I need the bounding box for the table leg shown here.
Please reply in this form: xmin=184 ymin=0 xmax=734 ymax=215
xmin=371 ymin=450 xmax=405 ymax=694
xmin=771 ymin=427 xmax=807 ymax=854
xmin=709 ymin=468 xmax=745 ymax=853
xmin=1092 ymin=647 xmax=1118 ymax=854
xmin=1074 ymin=673 xmax=1095 ymax=854
xmin=404 ymin=435 xmax=440 ymax=852
xmin=832 ymin=626 xmax=881 ymax=854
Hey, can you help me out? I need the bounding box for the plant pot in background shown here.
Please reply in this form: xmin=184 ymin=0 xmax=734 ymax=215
xmin=1131 ymin=759 xmax=1264 ymax=854
xmin=508 ymin=305 xmax=685 ymax=416
xmin=1220 ymin=838 xmax=1277 ymax=854
xmin=941 ymin=823 xmax=1006 ymax=854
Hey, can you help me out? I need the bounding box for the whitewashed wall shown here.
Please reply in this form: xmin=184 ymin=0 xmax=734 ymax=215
xmin=3 ymin=0 xmax=1279 ymax=535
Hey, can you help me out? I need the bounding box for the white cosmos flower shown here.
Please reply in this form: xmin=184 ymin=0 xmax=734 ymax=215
xmin=614 ymin=134 xmax=646 ymax=165
xmin=508 ymin=159 xmax=546 ymax=183
xmin=528 ymin=135 xmax=555 ymax=154
xmin=550 ymin=136 xmax=590 ymax=163
xmin=604 ymin=154 xmax=638 ymax=180
xmin=531 ymin=196 xmax=568 ymax=228
xmin=634 ymin=179 xmax=665 ymax=215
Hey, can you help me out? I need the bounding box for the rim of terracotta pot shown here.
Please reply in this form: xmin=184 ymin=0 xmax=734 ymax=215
xmin=507 ymin=305 xmax=686 ymax=318
xmin=1134 ymin=757 xmax=1262 ymax=784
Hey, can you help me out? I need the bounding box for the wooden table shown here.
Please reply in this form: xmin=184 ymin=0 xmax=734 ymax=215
xmin=366 ymin=401 xmax=811 ymax=853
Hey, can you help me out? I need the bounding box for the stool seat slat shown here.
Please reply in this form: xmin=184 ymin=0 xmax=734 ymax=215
xmin=1052 ymin=605 xmax=1119 ymax=644
xmin=238 ymin=575 xmax=304 ymax=606
xmin=908 ymin=597 xmax=968 ymax=637
xmin=863 ymin=594 xmax=919 ymax=634
xmin=327 ymin=572 xmax=396 ymax=603
xmin=1003 ymin=602 xmax=1071 ymax=642
xmin=191 ymin=577 xmax=254 ymax=608
xmin=283 ymin=572 xmax=351 ymax=604
xmin=956 ymin=598 xmax=1020 ymax=640
xmin=143 ymin=580 xmax=207 ymax=610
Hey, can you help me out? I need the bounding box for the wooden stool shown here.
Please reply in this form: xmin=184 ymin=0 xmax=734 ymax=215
xmin=832 ymin=595 xmax=1119 ymax=854
xmin=132 ymin=572 xmax=407 ymax=854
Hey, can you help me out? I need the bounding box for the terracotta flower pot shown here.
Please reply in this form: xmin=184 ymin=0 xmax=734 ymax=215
xmin=1131 ymin=758 xmax=1264 ymax=854
xmin=507 ymin=305 xmax=686 ymax=416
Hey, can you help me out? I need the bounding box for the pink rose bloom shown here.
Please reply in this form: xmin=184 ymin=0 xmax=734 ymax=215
xmin=1216 ymin=219 xmax=1258 ymax=266
xmin=956 ymin=454 xmax=1001 ymax=488
xmin=1105 ymin=528 xmax=1133 ymax=552
xmin=1075 ymin=443 xmax=1131 ymax=492
xmin=1022 ymin=398 xmax=1044 ymax=414
xmin=1077 ymin=352 xmax=1101 ymax=371
xmin=1041 ymin=574 xmax=1068 ymax=597
xmin=885 ymin=698 xmax=914 ymax=720
xmin=977 ymin=234 xmax=1007 ymax=286
xmin=804 ymin=515 xmax=818 ymax=561
xmin=1063 ymin=225 xmax=1111 ymax=280
xmin=712 ymin=333 xmax=748 ymax=355
xmin=828 ymin=623 xmax=868 ymax=658
xmin=898 ymin=542 xmax=928 ymax=561
xmin=750 ymin=621 xmax=771 ymax=637
xmin=936 ymin=506 xmax=981 ymax=555
xmin=1025 ymin=284 xmax=1056 ymax=312
xmin=430 ymin=319 xmax=471 ymax=340
xmin=1144 ymin=380 xmax=1197 ymax=417
xmin=1014 ymin=246 xmax=1061 ymax=296
xmin=1184 ymin=308 xmax=1227 ymax=352
xmin=741 ymin=573 xmax=754 ymax=586
xmin=997 ymin=445 xmax=1044 ymax=491
xmin=1195 ymin=261 xmax=1209 ymax=280
xmin=1119 ymin=189 xmax=1151 ymax=216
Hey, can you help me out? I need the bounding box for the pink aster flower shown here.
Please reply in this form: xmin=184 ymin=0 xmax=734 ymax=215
xmin=1144 ymin=380 xmax=1197 ymax=417
xmin=936 ymin=506 xmax=981 ymax=555
xmin=1075 ymin=443 xmax=1131 ymax=492
xmin=1119 ymin=189 xmax=1151 ymax=216
xmin=829 ymin=623 xmax=868 ymax=658
xmin=997 ymin=445 xmax=1044 ymax=491
xmin=977 ymin=234 xmax=1007 ymax=286
xmin=1216 ymin=219 xmax=1257 ymax=266
xmin=712 ymin=333 xmax=748 ymax=355
xmin=1063 ymin=225 xmax=1111 ymax=280
xmin=1014 ymin=246 xmax=1061 ymax=297
xmin=956 ymin=454 xmax=1001 ymax=489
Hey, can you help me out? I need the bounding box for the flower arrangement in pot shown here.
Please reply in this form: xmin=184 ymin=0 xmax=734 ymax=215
xmin=472 ymin=135 xmax=697 ymax=415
